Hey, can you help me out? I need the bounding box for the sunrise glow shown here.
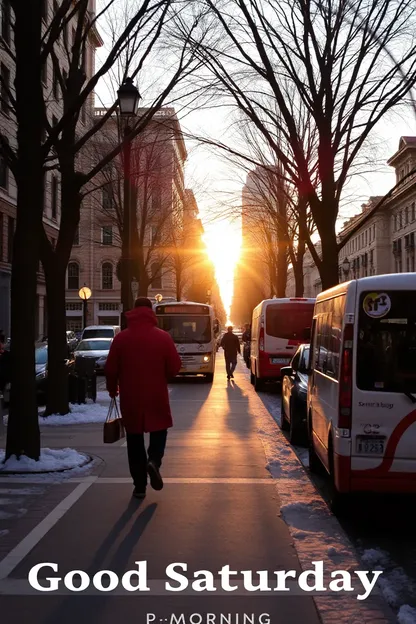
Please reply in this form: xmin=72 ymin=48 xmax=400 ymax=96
xmin=203 ymin=221 xmax=241 ymax=322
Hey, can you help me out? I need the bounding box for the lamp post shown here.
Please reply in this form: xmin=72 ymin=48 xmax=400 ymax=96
xmin=206 ymin=289 xmax=212 ymax=305
xmin=118 ymin=77 xmax=140 ymax=329
xmin=78 ymin=285 xmax=92 ymax=330
xmin=342 ymin=257 xmax=350 ymax=280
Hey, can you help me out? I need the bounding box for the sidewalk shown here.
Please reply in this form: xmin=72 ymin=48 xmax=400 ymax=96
xmin=0 ymin=358 xmax=394 ymax=623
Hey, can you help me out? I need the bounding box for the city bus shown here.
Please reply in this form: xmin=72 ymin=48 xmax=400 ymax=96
xmin=250 ymin=297 xmax=315 ymax=391
xmin=154 ymin=301 xmax=219 ymax=382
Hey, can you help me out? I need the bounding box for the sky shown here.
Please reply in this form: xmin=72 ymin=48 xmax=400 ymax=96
xmin=94 ymin=2 xmax=416 ymax=321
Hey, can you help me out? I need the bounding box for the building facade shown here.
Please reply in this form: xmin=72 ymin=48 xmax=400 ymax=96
xmin=286 ymin=137 xmax=416 ymax=297
xmin=0 ymin=0 xmax=100 ymax=338
xmin=64 ymin=108 xmax=208 ymax=330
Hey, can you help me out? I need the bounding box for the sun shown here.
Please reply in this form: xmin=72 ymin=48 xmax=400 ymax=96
xmin=203 ymin=220 xmax=241 ymax=321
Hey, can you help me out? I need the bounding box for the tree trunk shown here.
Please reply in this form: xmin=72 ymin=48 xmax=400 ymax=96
xmin=276 ymin=240 xmax=288 ymax=297
xmin=293 ymin=242 xmax=306 ymax=297
xmin=43 ymin=263 xmax=69 ymax=416
xmin=317 ymin=223 xmax=339 ymax=290
xmin=5 ymin=1 xmax=43 ymax=460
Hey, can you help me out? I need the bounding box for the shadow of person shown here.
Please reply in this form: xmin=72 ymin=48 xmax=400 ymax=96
xmin=41 ymin=501 xmax=157 ymax=624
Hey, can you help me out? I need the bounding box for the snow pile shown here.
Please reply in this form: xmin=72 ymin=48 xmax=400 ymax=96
xmin=398 ymin=605 xmax=416 ymax=624
xmin=38 ymin=401 xmax=109 ymax=426
xmin=0 ymin=529 xmax=9 ymax=538
xmin=361 ymin=548 xmax=416 ymax=611
xmin=249 ymin=380 xmax=394 ymax=624
xmin=0 ymin=448 xmax=90 ymax=473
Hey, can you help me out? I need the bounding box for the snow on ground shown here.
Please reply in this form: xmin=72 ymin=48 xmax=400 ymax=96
xmin=398 ymin=605 xmax=416 ymax=624
xmin=0 ymin=448 xmax=90 ymax=473
xmin=250 ymin=381 xmax=394 ymax=624
xmin=38 ymin=401 xmax=109 ymax=425
xmin=0 ymin=529 xmax=9 ymax=538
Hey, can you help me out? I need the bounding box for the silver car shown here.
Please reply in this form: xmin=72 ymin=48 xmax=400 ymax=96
xmin=74 ymin=338 xmax=113 ymax=372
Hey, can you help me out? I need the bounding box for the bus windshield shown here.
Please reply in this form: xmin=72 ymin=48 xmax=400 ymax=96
xmin=266 ymin=304 xmax=314 ymax=340
xmin=157 ymin=315 xmax=212 ymax=344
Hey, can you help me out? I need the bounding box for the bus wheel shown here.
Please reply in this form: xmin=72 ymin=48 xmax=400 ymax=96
xmin=205 ymin=373 xmax=214 ymax=383
xmin=328 ymin=441 xmax=348 ymax=515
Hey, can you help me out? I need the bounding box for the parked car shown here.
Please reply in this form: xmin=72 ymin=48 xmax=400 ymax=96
xmin=74 ymin=338 xmax=113 ymax=373
xmin=81 ymin=325 xmax=120 ymax=340
xmin=280 ymin=344 xmax=310 ymax=445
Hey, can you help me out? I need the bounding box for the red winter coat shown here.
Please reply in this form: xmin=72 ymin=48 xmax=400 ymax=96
xmin=104 ymin=306 xmax=181 ymax=434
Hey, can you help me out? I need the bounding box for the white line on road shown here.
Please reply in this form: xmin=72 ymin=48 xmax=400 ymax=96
xmin=0 ymin=476 xmax=97 ymax=581
xmin=68 ymin=477 xmax=274 ymax=484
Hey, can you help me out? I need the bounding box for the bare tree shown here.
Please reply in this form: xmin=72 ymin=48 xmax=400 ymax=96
xmin=194 ymin=0 xmax=416 ymax=289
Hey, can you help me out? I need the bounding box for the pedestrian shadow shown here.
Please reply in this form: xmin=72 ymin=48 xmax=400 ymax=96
xmin=224 ymin=379 xmax=252 ymax=438
xmin=41 ymin=501 xmax=157 ymax=624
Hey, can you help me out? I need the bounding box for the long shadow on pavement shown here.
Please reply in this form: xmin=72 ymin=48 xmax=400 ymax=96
xmin=42 ymin=500 xmax=157 ymax=624
xmin=224 ymin=379 xmax=251 ymax=439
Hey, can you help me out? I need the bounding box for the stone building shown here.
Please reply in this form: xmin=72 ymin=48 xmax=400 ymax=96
xmin=0 ymin=0 xmax=100 ymax=338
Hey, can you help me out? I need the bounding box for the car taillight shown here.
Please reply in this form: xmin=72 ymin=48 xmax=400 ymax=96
xmin=259 ymin=326 xmax=264 ymax=351
xmin=339 ymin=323 xmax=353 ymax=429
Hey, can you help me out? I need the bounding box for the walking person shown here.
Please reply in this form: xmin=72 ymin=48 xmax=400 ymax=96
xmin=221 ymin=326 xmax=241 ymax=380
xmin=105 ymin=297 xmax=181 ymax=499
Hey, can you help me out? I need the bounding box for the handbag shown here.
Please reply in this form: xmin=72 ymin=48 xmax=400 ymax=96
xmin=103 ymin=398 xmax=125 ymax=443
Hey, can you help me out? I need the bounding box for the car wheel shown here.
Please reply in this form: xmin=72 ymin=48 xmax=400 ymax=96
xmin=280 ymin=391 xmax=289 ymax=431
xmin=254 ymin=372 xmax=265 ymax=392
xmin=289 ymin=399 xmax=307 ymax=446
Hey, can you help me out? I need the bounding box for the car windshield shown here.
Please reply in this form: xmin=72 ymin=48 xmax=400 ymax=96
xmin=157 ymin=316 xmax=212 ymax=344
xmin=266 ymin=304 xmax=314 ymax=340
xmin=35 ymin=346 xmax=48 ymax=365
xmin=76 ymin=340 xmax=111 ymax=351
xmin=357 ymin=290 xmax=416 ymax=392
xmin=300 ymin=346 xmax=310 ymax=370
xmin=83 ymin=329 xmax=114 ymax=338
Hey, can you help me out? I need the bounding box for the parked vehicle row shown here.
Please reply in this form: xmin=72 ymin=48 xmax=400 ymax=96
xmin=252 ymin=275 xmax=416 ymax=515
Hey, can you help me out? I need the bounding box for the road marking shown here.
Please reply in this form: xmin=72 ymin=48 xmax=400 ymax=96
xmin=67 ymin=477 xmax=274 ymax=484
xmin=0 ymin=477 xmax=97 ymax=581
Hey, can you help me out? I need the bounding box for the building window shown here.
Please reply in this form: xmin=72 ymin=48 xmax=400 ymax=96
xmin=102 ymin=184 xmax=115 ymax=211
xmin=7 ymin=215 xmax=13 ymax=263
xmin=412 ymin=202 xmax=416 ymax=222
xmin=394 ymin=215 xmax=397 ymax=232
xmin=405 ymin=206 xmax=409 ymax=226
xmin=73 ymin=225 xmax=79 ymax=245
xmin=151 ymin=263 xmax=162 ymax=289
xmin=102 ymin=262 xmax=113 ymax=290
xmin=373 ymin=224 xmax=376 ymax=239
xmin=1 ymin=0 xmax=11 ymax=46
xmin=0 ymin=151 xmax=7 ymax=189
xmin=51 ymin=175 xmax=58 ymax=219
xmin=102 ymin=226 xmax=113 ymax=245
xmin=399 ymin=212 xmax=403 ymax=229
xmin=1 ymin=63 xmax=10 ymax=114
xmin=67 ymin=262 xmax=79 ymax=290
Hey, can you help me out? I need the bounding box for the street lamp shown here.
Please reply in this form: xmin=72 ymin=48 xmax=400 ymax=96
xmin=117 ymin=77 xmax=141 ymax=329
xmin=155 ymin=294 xmax=163 ymax=303
xmin=342 ymin=257 xmax=350 ymax=278
xmin=78 ymin=285 xmax=92 ymax=330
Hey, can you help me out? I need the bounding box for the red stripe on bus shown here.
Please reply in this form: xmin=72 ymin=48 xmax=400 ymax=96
xmin=353 ymin=408 xmax=416 ymax=477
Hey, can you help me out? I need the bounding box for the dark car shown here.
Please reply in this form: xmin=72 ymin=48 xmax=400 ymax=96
xmin=280 ymin=344 xmax=310 ymax=445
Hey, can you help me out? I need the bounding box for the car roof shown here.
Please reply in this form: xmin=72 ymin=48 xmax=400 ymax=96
xmin=78 ymin=337 xmax=112 ymax=342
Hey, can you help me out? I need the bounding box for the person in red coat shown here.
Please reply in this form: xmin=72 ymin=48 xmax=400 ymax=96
xmin=105 ymin=297 xmax=181 ymax=499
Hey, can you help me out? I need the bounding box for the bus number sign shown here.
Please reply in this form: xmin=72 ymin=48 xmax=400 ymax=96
xmin=157 ymin=305 xmax=207 ymax=314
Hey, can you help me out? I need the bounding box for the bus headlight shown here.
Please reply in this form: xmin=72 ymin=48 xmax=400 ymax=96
xmin=203 ymin=354 xmax=211 ymax=362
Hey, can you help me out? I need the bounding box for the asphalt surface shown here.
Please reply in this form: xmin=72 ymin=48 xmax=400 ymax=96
xmin=0 ymin=359 xmax=322 ymax=624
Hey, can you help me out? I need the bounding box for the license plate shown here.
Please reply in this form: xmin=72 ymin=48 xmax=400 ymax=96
xmin=356 ymin=436 xmax=386 ymax=454
xmin=271 ymin=358 xmax=290 ymax=364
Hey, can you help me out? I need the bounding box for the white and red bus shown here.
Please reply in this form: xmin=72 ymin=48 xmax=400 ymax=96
xmin=250 ymin=297 xmax=315 ymax=391
xmin=308 ymin=273 xmax=416 ymax=512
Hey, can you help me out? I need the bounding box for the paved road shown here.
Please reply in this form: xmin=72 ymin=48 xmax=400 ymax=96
xmin=0 ymin=358 xmax=323 ymax=624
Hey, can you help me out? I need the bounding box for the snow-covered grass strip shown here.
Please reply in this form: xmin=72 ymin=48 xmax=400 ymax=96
xmin=0 ymin=448 xmax=90 ymax=473
xmin=38 ymin=402 xmax=109 ymax=426
xmin=398 ymin=605 xmax=416 ymax=624
xmin=246 ymin=379 xmax=395 ymax=623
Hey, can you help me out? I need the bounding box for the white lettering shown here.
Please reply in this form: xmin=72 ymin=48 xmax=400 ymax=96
xmin=28 ymin=563 xmax=60 ymax=592
xmin=298 ymin=561 xmax=326 ymax=592
xmin=241 ymin=570 xmax=270 ymax=591
xmin=64 ymin=570 xmax=90 ymax=592
xmin=354 ymin=571 xmax=383 ymax=600
xmin=170 ymin=615 xmax=186 ymax=624
xmin=192 ymin=570 xmax=216 ymax=592
xmin=328 ymin=571 xmax=354 ymax=592
xmin=274 ymin=569 xmax=296 ymax=591
xmin=259 ymin=616 xmax=271 ymax=624
xmin=190 ymin=615 xmax=203 ymax=624
xmin=165 ymin=563 xmax=188 ymax=591
xmin=146 ymin=615 xmax=156 ymax=624
xmin=92 ymin=570 xmax=118 ymax=592
xmin=122 ymin=560 xmax=149 ymax=592
xmin=218 ymin=565 xmax=238 ymax=591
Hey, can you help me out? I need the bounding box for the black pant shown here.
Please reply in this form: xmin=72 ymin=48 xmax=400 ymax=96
xmin=225 ymin=358 xmax=237 ymax=376
xmin=126 ymin=430 xmax=167 ymax=490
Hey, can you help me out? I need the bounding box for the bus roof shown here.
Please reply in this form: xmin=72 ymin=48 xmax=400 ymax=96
xmin=154 ymin=301 xmax=212 ymax=308
xmin=254 ymin=297 xmax=316 ymax=310
xmin=316 ymin=273 xmax=416 ymax=303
